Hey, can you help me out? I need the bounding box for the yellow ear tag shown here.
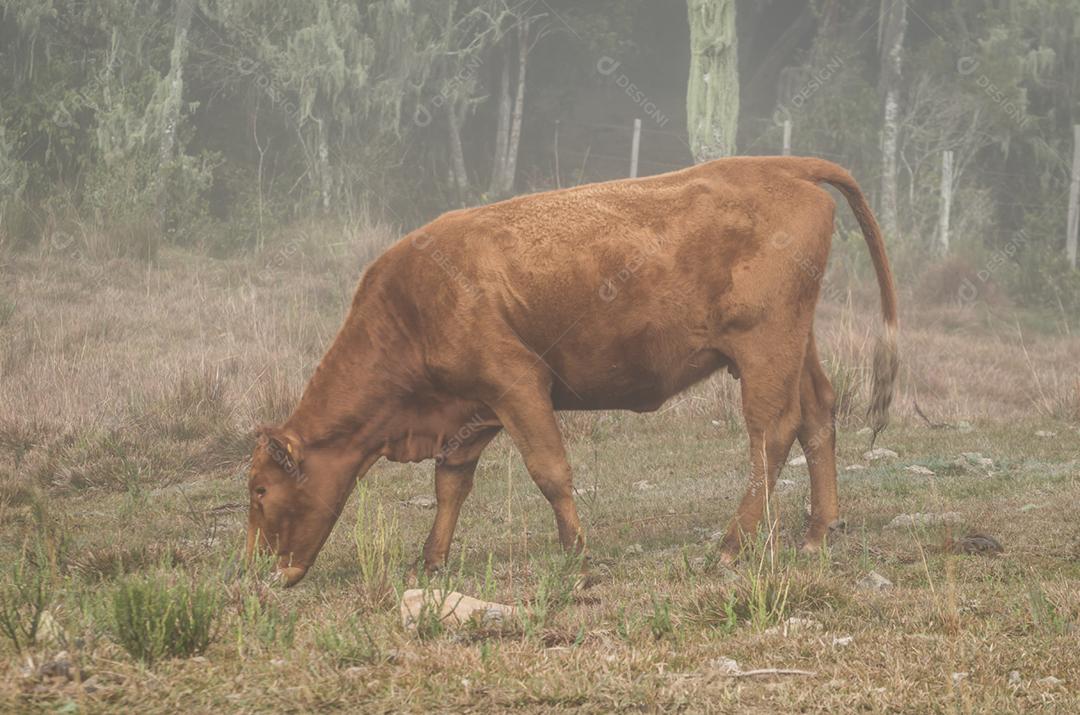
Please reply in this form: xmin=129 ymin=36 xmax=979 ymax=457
xmin=286 ymin=444 xmax=294 ymax=456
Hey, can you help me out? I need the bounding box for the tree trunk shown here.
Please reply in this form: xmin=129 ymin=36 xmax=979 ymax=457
xmin=155 ymin=0 xmax=195 ymax=250
xmin=878 ymin=0 xmax=907 ymax=241
xmin=447 ymin=101 xmax=469 ymax=205
xmin=501 ymin=19 xmax=529 ymax=194
xmin=489 ymin=19 xmax=529 ymax=198
xmin=686 ymin=0 xmax=739 ymax=162
xmin=489 ymin=46 xmax=511 ymax=196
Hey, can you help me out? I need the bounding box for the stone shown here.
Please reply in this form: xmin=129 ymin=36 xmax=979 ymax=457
xmin=765 ymin=617 xmax=822 ymax=636
xmin=832 ymin=635 xmax=854 ymax=647
xmin=844 ymin=464 xmax=866 ymax=472
xmin=952 ymin=672 xmax=969 ymax=684
xmin=903 ymin=465 xmax=935 ymax=476
xmin=400 ymin=589 xmax=516 ymax=630
xmin=959 ymin=452 xmax=993 ymax=468
xmin=1035 ymin=430 xmax=1056 ymax=438
xmin=787 ymin=454 xmax=808 ymax=467
xmin=863 ymin=447 xmax=898 ymax=461
xmin=405 ymin=495 xmax=437 ymax=509
xmin=710 ymin=657 xmax=741 ymax=675
xmin=625 ymin=543 xmax=644 ymax=556
xmin=1008 ymin=671 xmax=1022 ymax=687
xmin=886 ymin=512 xmax=962 ymax=530
xmin=1037 ymin=676 xmax=1063 ymax=688
xmin=857 ymin=571 xmax=893 ymax=591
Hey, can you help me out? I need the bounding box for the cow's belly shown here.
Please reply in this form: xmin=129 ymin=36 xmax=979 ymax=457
xmin=550 ymin=347 xmax=729 ymax=412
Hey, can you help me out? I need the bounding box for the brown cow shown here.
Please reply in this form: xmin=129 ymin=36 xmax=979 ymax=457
xmin=246 ymin=156 xmax=898 ymax=586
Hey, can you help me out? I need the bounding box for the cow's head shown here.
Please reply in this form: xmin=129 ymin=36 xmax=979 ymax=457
xmin=245 ymin=425 xmax=347 ymax=586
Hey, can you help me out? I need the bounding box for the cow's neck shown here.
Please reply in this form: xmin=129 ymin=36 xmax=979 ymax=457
xmin=284 ymin=308 xmax=406 ymax=468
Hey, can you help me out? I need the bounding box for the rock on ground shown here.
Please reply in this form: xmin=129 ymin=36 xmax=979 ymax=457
xmin=400 ymin=589 xmax=516 ymax=629
xmin=885 ymin=512 xmax=962 ymax=529
xmin=863 ymin=447 xmax=898 ymax=461
xmin=857 ymin=571 xmax=893 ymax=590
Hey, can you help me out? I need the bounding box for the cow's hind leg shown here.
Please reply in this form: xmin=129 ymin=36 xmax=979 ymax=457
xmin=797 ymin=335 xmax=841 ymax=554
xmin=717 ymin=347 xmax=805 ymax=563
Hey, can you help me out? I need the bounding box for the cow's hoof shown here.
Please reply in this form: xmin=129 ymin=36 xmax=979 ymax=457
xmin=799 ymin=519 xmax=846 ymax=555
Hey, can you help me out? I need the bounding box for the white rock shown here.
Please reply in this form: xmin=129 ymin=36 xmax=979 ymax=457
xmin=857 ymin=571 xmax=893 ymax=591
xmin=633 ymin=479 xmax=655 ymax=491
xmin=1008 ymin=671 xmax=1022 ymax=686
xmin=952 ymin=672 xmax=969 ymax=684
xmin=959 ymin=452 xmax=993 ymax=468
xmin=400 ymin=589 xmax=516 ymax=629
xmin=710 ymin=657 xmax=741 ymax=675
xmin=904 ymin=465 xmax=935 ymax=476
xmin=37 ymin=611 xmax=65 ymax=645
xmin=844 ymin=464 xmax=867 ymax=472
xmin=1034 ymin=430 xmax=1056 ymax=438
xmin=787 ymin=454 xmax=808 ymax=467
xmin=765 ymin=617 xmax=822 ymax=636
xmin=405 ymin=495 xmax=437 ymax=509
xmin=863 ymin=447 xmax=898 ymax=461
xmin=832 ymin=635 xmax=854 ymax=647
xmin=886 ymin=512 xmax=962 ymax=530
xmin=1037 ymin=676 xmax=1063 ymax=688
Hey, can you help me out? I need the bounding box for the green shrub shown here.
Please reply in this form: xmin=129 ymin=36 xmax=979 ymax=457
xmin=353 ymin=485 xmax=403 ymax=610
xmin=314 ymin=615 xmax=381 ymax=666
xmin=0 ymin=540 xmax=54 ymax=653
xmin=109 ymin=572 xmax=220 ymax=665
xmin=236 ymin=593 xmax=297 ymax=655
xmin=520 ymin=553 xmax=582 ymax=639
xmin=647 ymin=595 xmax=675 ymax=640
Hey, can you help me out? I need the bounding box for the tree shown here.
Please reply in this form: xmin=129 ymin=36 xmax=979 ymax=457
xmin=686 ymin=0 xmax=739 ymax=162
xmin=155 ymin=0 xmax=196 ymax=246
xmin=877 ymin=0 xmax=907 ymax=241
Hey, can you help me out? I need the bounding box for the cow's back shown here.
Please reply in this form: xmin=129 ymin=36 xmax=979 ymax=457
xmin=381 ymin=158 xmax=836 ymax=410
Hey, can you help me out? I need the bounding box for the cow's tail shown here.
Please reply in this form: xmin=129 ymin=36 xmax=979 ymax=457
xmin=797 ymin=158 xmax=899 ymax=444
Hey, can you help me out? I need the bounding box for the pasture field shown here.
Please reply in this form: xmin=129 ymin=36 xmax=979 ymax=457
xmin=1 ymin=232 xmax=1078 ymax=713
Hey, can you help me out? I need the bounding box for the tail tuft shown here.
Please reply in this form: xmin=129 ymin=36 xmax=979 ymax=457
xmin=868 ymin=326 xmax=898 ymax=448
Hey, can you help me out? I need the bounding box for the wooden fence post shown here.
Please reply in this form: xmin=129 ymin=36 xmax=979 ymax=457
xmin=630 ymin=118 xmax=642 ymax=178
xmin=938 ymin=150 xmax=954 ymax=255
xmin=1067 ymin=124 xmax=1079 ymax=269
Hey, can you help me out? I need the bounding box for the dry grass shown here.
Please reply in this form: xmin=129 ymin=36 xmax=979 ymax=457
xmin=1 ymin=229 xmax=1078 ymax=712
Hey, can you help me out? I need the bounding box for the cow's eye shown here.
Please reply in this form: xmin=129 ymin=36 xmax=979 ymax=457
xmin=254 ymin=486 xmax=267 ymax=498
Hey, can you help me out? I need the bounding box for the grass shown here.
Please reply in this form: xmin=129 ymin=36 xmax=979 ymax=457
xmin=108 ymin=571 xmax=220 ymax=665
xmin=0 ymin=236 xmax=1078 ymax=711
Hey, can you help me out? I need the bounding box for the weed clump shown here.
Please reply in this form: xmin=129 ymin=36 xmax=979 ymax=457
xmin=109 ymin=571 xmax=220 ymax=664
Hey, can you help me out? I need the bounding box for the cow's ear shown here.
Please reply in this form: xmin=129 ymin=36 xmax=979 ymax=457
xmin=258 ymin=425 xmax=304 ymax=473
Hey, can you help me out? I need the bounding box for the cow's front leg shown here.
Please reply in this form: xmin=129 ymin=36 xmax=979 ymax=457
xmin=489 ymin=380 xmax=585 ymax=555
xmin=422 ymin=458 xmax=479 ymax=572
xmin=422 ymin=427 xmax=500 ymax=572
